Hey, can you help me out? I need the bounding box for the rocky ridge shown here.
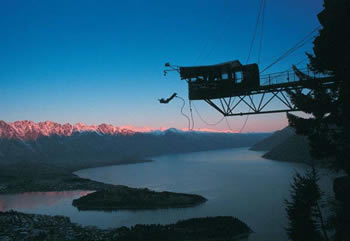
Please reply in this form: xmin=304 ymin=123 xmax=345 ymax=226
xmin=0 ymin=120 xmax=134 ymax=140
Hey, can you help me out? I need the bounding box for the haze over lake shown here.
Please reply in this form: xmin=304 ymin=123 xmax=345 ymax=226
xmin=0 ymin=148 xmax=308 ymax=241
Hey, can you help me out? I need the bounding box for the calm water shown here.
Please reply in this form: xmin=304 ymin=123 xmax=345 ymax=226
xmin=0 ymin=148 xmax=312 ymax=241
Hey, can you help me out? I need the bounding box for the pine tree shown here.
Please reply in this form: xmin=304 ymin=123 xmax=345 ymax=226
xmin=286 ymin=1 xmax=350 ymax=239
xmin=285 ymin=169 xmax=327 ymax=241
xmin=287 ymin=0 xmax=350 ymax=174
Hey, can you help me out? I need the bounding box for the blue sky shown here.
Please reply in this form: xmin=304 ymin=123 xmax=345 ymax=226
xmin=0 ymin=0 xmax=324 ymax=132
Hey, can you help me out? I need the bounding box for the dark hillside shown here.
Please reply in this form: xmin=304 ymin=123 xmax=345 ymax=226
xmin=250 ymin=126 xmax=294 ymax=151
xmin=250 ymin=126 xmax=314 ymax=164
xmin=262 ymin=135 xmax=313 ymax=164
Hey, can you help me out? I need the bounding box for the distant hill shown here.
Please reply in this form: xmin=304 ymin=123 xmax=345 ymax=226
xmin=0 ymin=120 xmax=269 ymax=170
xmin=263 ymin=135 xmax=313 ymax=163
xmin=250 ymin=126 xmax=295 ymax=151
xmin=251 ymin=126 xmax=314 ymax=164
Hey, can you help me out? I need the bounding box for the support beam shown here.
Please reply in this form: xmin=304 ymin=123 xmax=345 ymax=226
xmin=199 ymin=83 xmax=335 ymax=117
xmin=185 ymin=67 xmax=338 ymax=117
xmin=225 ymin=109 xmax=299 ymax=116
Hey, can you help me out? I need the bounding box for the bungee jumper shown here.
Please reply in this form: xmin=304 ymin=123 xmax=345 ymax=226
xmin=158 ymin=93 xmax=177 ymax=104
xmin=158 ymin=92 xmax=192 ymax=130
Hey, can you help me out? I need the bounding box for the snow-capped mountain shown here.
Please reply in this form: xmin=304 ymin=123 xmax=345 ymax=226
xmin=0 ymin=120 xmax=135 ymax=140
xmin=0 ymin=120 xmax=269 ymax=168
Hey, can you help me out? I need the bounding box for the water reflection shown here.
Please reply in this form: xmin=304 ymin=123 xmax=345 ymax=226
xmin=0 ymin=191 xmax=93 ymax=212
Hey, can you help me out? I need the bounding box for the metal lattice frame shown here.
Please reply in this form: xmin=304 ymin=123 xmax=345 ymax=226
xmin=164 ymin=63 xmax=338 ymax=117
xmin=196 ymin=69 xmax=337 ymax=116
xmin=204 ymin=89 xmax=302 ymax=116
xmin=202 ymin=82 xmax=336 ymax=116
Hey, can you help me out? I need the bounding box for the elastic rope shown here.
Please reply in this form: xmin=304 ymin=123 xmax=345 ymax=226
xmin=192 ymin=102 xmax=225 ymax=126
xmin=175 ymin=96 xmax=191 ymax=131
xmin=189 ymin=100 xmax=195 ymax=130
xmin=224 ymin=116 xmax=236 ymax=133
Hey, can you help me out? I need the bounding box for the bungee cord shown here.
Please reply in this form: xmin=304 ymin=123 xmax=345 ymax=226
xmin=175 ymin=96 xmax=192 ymax=131
xmin=192 ymin=102 xmax=225 ymax=126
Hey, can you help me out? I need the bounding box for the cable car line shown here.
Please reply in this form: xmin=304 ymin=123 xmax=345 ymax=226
xmin=238 ymin=0 xmax=266 ymax=133
xmin=260 ymin=26 xmax=321 ymax=74
xmin=192 ymin=0 xmax=266 ymax=132
xmin=246 ymin=0 xmax=265 ymax=64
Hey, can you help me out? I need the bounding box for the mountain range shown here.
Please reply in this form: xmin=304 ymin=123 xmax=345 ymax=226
xmin=0 ymin=120 xmax=134 ymax=140
xmin=0 ymin=120 xmax=269 ymax=170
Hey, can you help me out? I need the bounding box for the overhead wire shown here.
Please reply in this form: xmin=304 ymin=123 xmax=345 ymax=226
xmin=234 ymin=0 xmax=266 ymax=133
xmin=190 ymin=0 xmax=232 ymax=130
xmin=246 ymin=0 xmax=265 ymax=64
xmin=259 ymin=33 xmax=318 ymax=86
xmin=193 ymin=0 xmax=230 ymax=65
xmin=190 ymin=0 xmax=267 ymax=132
xmin=260 ymin=26 xmax=321 ymax=74
xmin=198 ymin=1 xmax=233 ymax=64
xmin=186 ymin=1 xmax=318 ymax=133
xmin=257 ymin=0 xmax=266 ymax=65
xmin=292 ymin=57 xmax=309 ymax=68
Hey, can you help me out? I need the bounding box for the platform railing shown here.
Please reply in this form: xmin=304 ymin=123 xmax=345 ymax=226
xmin=260 ymin=67 xmax=332 ymax=86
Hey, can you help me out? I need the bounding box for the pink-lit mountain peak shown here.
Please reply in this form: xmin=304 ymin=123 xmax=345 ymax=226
xmin=0 ymin=120 xmax=135 ymax=140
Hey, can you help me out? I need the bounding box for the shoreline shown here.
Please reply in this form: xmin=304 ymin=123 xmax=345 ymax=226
xmin=71 ymin=159 xmax=153 ymax=173
xmin=0 ymin=211 xmax=252 ymax=241
xmin=0 ymin=159 xmax=151 ymax=195
xmin=0 ymin=159 xmax=208 ymax=211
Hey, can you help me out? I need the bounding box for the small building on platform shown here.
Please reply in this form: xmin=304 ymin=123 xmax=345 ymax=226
xmin=179 ymin=60 xmax=260 ymax=100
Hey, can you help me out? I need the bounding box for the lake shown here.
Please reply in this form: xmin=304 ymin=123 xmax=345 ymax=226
xmin=0 ymin=148 xmax=313 ymax=241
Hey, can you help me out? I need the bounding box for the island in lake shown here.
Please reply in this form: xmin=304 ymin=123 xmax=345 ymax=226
xmin=72 ymin=188 xmax=207 ymax=210
xmin=0 ymin=161 xmax=207 ymax=211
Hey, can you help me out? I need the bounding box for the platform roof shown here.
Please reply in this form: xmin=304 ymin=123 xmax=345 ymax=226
xmin=179 ymin=60 xmax=242 ymax=79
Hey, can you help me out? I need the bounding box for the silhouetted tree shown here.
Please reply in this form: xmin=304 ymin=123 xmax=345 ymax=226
xmin=287 ymin=0 xmax=350 ymax=173
xmin=285 ymin=169 xmax=328 ymax=241
xmin=287 ymin=1 xmax=350 ymax=240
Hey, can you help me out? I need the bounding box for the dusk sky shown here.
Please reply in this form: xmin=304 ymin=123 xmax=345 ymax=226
xmin=0 ymin=0 xmax=324 ymax=132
